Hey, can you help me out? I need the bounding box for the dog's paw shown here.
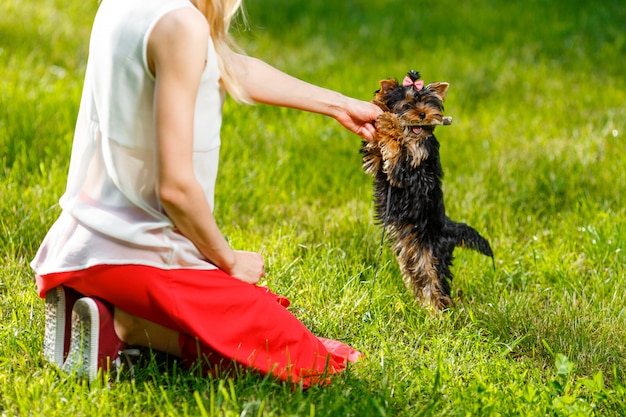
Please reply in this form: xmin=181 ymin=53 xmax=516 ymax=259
xmin=375 ymin=112 xmax=402 ymax=137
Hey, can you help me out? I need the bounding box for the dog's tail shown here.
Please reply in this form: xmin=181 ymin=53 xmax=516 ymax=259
xmin=445 ymin=219 xmax=494 ymax=259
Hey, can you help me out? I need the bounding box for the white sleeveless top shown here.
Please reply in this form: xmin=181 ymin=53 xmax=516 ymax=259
xmin=31 ymin=0 xmax=224 ymax=274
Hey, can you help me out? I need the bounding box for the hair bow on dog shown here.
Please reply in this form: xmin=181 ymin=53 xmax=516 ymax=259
xmin=402 ymin=76 xmax=424 ymax=90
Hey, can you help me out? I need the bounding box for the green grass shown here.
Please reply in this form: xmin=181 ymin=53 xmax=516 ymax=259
xmin=2 ymin=0 xmax=626 ymax=415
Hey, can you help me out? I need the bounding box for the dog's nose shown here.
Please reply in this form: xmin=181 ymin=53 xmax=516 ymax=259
xmin=418 ymin=112 xmax=426 ymax=119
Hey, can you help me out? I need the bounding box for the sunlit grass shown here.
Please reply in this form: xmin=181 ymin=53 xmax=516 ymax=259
xmin=1 ymin=0 xmax=626 ymax=415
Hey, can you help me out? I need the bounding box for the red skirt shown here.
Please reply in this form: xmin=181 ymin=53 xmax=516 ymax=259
xmin=36 ymin=265 xmax=362 ymax=387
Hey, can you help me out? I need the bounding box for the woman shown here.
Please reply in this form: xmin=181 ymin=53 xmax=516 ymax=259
xmin=32 ymin=0 xmax=381 ymax=387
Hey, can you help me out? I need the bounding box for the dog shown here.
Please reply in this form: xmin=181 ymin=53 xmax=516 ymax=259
xmin=361 ymin=70 xmax=493 ymax=310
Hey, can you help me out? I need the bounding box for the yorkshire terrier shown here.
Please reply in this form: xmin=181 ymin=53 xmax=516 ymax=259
xmin=361 ymin=70 xmax=493 ymax=310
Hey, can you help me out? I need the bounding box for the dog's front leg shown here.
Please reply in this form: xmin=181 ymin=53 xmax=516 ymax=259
xmin=361 ymin=112 xmax=396 ymax=177
xmin=375 ymin=112 xmax=406 ymax=185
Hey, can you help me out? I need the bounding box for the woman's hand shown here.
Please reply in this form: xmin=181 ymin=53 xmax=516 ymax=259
xmin=332 ymin=97 xmax=382 ymax=141
xmin=227 ymin=250 xmax=265 ymax=285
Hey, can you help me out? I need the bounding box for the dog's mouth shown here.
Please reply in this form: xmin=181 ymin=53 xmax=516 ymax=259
xmin=411 ymin=126 xmax=423 ymax=135
xmin=401 ymin=116 xmax=452 ymax=132
xmin=403 ymin=122 xmax=428 ymax=136
xmin=401 ymin=120 xmax=426 ymax=135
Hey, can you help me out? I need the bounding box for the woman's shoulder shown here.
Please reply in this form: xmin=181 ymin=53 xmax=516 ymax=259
xmin=156 ymin=6 xmax=208 ymax=35
xmin=146 ymin=5 xmax=210 ymax=78
xmin=148 ymin=4 xmax=209 ymax=51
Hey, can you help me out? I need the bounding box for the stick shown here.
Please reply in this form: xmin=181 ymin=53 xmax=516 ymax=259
xmin=404 ymin=116 xmax=453 ymax=127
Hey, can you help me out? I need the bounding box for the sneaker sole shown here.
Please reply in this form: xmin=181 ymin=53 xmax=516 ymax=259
xmin=62 ymin=298 xmax=100 ymax=381
xmin=44 ymin=287 xmax=66 ymax=366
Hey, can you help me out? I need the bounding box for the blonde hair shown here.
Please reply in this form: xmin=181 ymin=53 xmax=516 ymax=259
xmin=203 ymin=0 xmax=252 ymax=104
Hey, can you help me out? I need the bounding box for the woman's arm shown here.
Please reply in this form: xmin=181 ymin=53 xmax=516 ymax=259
xmin=148 ymin=9 xmax=264 ymax=284
xmin=230 ymin=53 xmax=382 ymax=141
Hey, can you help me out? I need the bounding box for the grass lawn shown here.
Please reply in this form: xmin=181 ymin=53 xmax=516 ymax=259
xmin=1 ymin=0 xmax=625 ymax=415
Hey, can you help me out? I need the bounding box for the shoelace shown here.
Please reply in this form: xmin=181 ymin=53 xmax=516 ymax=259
xmin=112 ymin=348 xmax=141 ymax=377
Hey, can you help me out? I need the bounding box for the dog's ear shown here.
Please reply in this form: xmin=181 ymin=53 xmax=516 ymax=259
xmin=376 ymin=78 xmax=399 ymax=97
xmin=428 ymin=82 xmax=449 ymax=101
xmin=373 ymin=78 xmax=399 ymax=110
